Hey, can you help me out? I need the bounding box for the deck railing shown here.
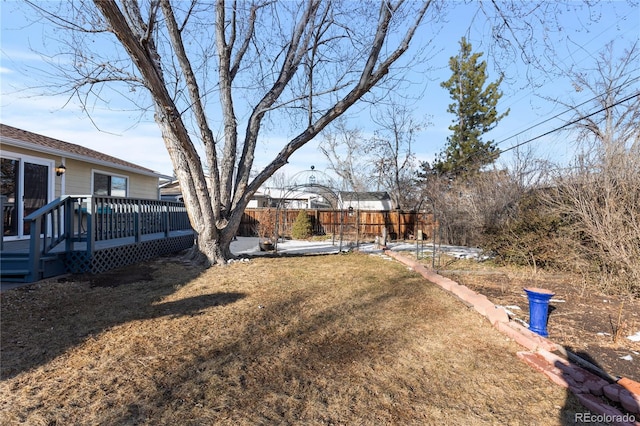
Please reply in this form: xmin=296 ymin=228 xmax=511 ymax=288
xmin=19 ymin=195 xmax=192 ymax=278
xmin=90 ymin=196 xmax=192 ymax=243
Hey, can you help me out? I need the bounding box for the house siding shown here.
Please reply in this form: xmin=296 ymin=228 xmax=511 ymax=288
xmin=342 ymin=199 xmax=393 ymax=210
xmin=65 ymin=159 xmax=159 ymax=199
xmin=64 ymin=158 xmax=91 ymax=195
xmin=1 ymin=144 xmax=159 ymax=199
xmin=128 ymin=174 xmax=159 ymax=199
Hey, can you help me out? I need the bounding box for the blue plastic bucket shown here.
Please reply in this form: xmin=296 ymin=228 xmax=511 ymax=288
xmin=524 ymin=287 xmax=555 ymax=337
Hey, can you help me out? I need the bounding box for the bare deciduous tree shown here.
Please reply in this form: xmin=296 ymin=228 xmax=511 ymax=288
xmin=369 ymin=101 xmax=427 ymax=210
xmin=544 ymin=41 xmax=640 ymax=293
xmin=419 ymin=146 xmax=552 ymax=247
xmin=26 ymin=0 xmax=432 ymax=265
xmin=318 ymin=118 xmax=373 ymax=192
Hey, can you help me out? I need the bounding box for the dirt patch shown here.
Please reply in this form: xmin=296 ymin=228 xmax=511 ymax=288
xmin=433 ymin=257 xmax=640 ymax=383
xmin=87 ymin=264 xmax=156 ymax=287
xmin=1 ymin=252 xmax=590 ymax=425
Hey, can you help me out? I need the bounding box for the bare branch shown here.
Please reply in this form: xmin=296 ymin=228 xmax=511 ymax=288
xmin=160 ymin=0 xmax=220 ymax=216
xmin=242 ymin=1 xmax=432 ymax=206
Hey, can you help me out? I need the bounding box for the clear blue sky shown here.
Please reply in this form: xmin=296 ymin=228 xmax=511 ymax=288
xmin=1 ymin=1 xmax=639 ymax=178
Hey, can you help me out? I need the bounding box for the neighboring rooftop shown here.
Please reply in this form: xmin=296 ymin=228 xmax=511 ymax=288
xmin=0 ymin=123 xmax=162 ymax=177
xmin=339 ymin=191 xmax=391 ymax=202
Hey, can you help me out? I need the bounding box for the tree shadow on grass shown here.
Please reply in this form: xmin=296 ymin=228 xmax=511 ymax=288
xmin=103 ymin=289 xmax=419 ymax=425
xmin=152 ymin=292 xmax=246 ymax=318
xmin=0 ymin=258 xmax=245 ymax=380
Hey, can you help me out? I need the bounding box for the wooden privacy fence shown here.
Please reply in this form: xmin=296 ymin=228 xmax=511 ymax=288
xmin=241 ymin=208 xmax=436 ymax=241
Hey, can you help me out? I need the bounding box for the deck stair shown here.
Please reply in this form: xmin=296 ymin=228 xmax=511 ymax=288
xmin=0 ymin=252 xmax=66 ymax=283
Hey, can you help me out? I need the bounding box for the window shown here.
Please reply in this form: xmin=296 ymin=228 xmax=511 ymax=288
xmin=93 ymin=172 xmax=128 ymax=197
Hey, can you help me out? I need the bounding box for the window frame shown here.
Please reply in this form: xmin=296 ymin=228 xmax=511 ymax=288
xmin=91 ymin=169 xmax=129 ymax=197
xmin=1 ymin=150 xmax=55 ymax=239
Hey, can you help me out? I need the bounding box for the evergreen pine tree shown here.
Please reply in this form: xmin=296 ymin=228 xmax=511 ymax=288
xmin=433 ymin=37 xmax=509 ymax=177
xmin=291 ymin=210 xmax=313 ymax=239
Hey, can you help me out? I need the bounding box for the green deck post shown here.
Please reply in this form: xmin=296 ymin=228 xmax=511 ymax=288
xmin=27 ymin=217 xmax=42 ymax=282
xmin=164 ymin=201 xmax=170 ymax=237
xmin=135 ymin=199 xmax=141 ymax=242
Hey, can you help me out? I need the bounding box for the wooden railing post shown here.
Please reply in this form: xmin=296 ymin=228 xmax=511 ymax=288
xmin=64 ymin=197 xmax=74 ymax=252
xmin=0 ymin=195 xmax=5 ymax=251
xmin=164 ymin=201 xmax=170 ymax=237
xmin=135 ymin=199 xmax=141 ymax=242
xmin=86 ymin=197 xmax=94 ymax=255
xmin=28 ymin=216 xmax=42 ymax=282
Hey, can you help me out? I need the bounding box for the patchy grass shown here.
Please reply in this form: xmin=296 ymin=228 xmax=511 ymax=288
xmin=1 ymin=252 xmax=588 ymax=424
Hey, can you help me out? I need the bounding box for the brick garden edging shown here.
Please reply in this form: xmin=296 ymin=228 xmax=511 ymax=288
xmin=383 ymin=250 xmax=640 ymax=425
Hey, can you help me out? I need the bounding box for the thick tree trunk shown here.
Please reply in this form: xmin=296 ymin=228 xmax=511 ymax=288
xmin=185 ymin=192 xmax=245 ymax=266
xmin=185 ymin=218 xmax=236 ymax=266
xmin=180 ymin=187 xmax=241 ymax=266
xmin=195 ymin=234 xmax=232 ymax=265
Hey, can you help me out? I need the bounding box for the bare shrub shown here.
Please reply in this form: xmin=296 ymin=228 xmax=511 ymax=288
xmin=545 ymin=141 xmax=640 ymax=295
xmin=257 ymin=208 xmax=277 ymax=243
xmin=541 ymin=41 xmax=640 ymax=295
xmin=483 ymin=190 xmax=583 ymax=272
xmin=423 ymin=148 xmax=551 ymax=249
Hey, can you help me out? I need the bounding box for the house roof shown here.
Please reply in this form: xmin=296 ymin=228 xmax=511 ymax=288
xmin=159 ymin=180 xmax=183 ymax=196
xmin=256 ymin=187 xmax=319 ymax=200
xmin=0 ymin=123 xmax=166 ymax=178
xmin=339 ymin=191 xmax=391 ymax=202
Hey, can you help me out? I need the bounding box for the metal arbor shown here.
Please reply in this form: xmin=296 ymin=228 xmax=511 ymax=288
xmin=266 ymin=166 xmax=354 ymax=253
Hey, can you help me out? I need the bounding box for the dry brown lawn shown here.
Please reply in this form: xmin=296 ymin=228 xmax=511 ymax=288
xmin=1 ymin=252 xmax=590 ymax=425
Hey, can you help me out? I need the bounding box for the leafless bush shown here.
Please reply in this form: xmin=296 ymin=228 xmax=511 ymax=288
xmin=483 ymin=189 xmax=585 ymax=272
xmin=423 ymin=148 xmax=551 ymax=248
xmin=540 ymin=41 xmax=640 ymax=295
xmin=545 ymin=140 xmax=640 ymax=295
xmin=257 ymin=208 xmax=278 ymax=243
xmin=421 ymin=171 xmax=521 ymax=247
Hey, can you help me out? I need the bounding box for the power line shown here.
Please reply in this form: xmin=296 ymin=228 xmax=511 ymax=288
xmin=495 ymin=75 xmax=640 ymax=147
xmin=499 ymin=91 xmax=639 ymax=155
xmin=491 ymin=7 xmax=636 ymax=130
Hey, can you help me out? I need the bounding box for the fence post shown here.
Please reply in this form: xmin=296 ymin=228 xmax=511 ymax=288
xmin=331 ymin=211 xmax=336 ymax=245
xmin=355 ymin=208 xmax=360 ymax=249
xmin=339 ymin=210 xmax=344 ymax=252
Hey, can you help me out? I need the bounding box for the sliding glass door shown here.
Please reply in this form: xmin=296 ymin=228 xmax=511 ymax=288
xmin=23 ymin=162 xmax=49 ymax=235
xmin=1 ymin=155 xmax=52 ymax=239
xmin=1 ymin=158 xmax=19 ymax=237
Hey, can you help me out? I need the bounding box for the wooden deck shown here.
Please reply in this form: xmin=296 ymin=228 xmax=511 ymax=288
xmin=1 ymin=196 xmax=195 ymax=283
xmin=2 ymin=230 xmax=195 ymax=255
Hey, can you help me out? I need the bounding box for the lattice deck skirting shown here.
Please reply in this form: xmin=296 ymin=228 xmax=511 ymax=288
xmin=64 ymin=234 xmax=195 ymax=274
